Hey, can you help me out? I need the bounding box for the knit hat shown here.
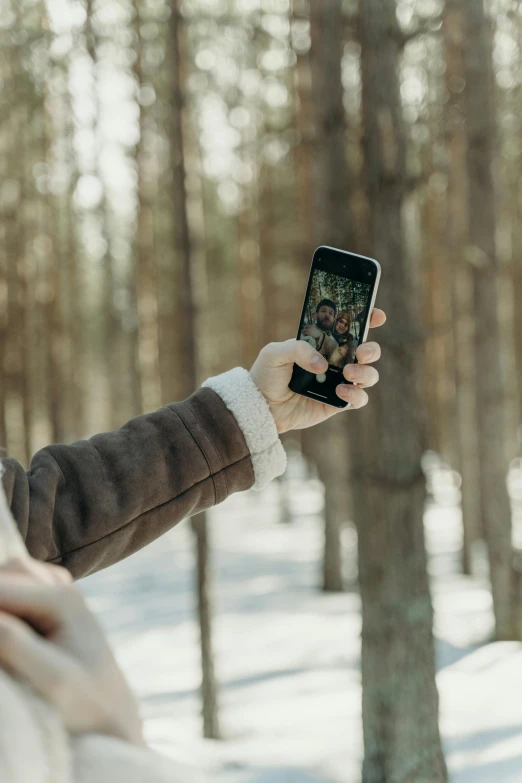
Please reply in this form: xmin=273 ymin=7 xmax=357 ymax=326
xmin=335 ymin=310 xmax=351 ymax=329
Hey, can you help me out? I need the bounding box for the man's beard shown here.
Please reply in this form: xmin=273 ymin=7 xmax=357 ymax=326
xmin=316 ymin=319 xmax=333 ymax=332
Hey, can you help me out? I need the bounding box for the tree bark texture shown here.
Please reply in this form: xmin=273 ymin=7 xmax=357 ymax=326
xmin=463 ymin=0 xmax=519 ymax=639
xmin=442 ymin=4 xmax=482 ymax=575
xmin=356 ymin=1 xmax=448 ymax=780
xmin=169 ymin=0 xmax=221 ymax=740
xmin=308 ymin=0 xmax=354 ymax=593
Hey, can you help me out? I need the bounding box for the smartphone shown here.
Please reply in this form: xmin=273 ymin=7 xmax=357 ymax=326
xmin=289 ymin=246 xmax=381 ymax=408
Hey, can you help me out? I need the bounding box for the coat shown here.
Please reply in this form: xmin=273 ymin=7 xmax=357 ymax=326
xmin=0 ymin=368 xmax=286 ymax=580
xmin=0 ymin=367 xmax=287 ymax=780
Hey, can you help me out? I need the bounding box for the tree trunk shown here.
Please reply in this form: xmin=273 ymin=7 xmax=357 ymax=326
xmin=356 ymin=1 xmax=448 ymax=780
xmin=418 ymin=137 xmax=457 ymax=469
xmin=309 ymin=0 xmax=352 ymax=249
xmin=0 ymin=150 xmax=7 ymax=450
xmin=169 ymin=0 xmax=221 ymax=740
xmin=290 ymin=0 xmax=317 ymax=481
xmin=84 ymin=0 xmax=141 ymax=429
xmin=5 ymin=98 xmax=32 ymax=466
xmin=291 ymin=0 xmax=314 ymax=258
xmin=308 ymin=0 xmax=353 ymax=593
xmin=52 ymin=47 xmax=86 ymax=442
xmin=258 ymin=162 xmax=277 ymax=347
xmin=463 ymin=0 xmax=519 ymax=639
xmin=42 ymin=81 xmax=67 ymax=445
xmin=315 ymin=425 xmax=349 ymax=592
xmin=238 ymin=179 xmax=262 ymax=367
xmin=133 ymin=0 xmax=162 ymax=415
xmin=442 ymin=4 xmax=482 ymax=575
xmin=515 ymin=214 xmax=522 ymax=426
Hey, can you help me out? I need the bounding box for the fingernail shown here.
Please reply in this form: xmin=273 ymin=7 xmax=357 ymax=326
xmin=311 ymin=354 xmax=327 ymax=371
xmin=347 ymin=365 xmax=361 ymax=379
xmin=339 ymin=385 xmax=356 ymax=399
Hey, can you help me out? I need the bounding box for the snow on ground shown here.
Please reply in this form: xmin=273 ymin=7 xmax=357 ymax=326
xmin=79 ymin=458 xmax=522 ymax=782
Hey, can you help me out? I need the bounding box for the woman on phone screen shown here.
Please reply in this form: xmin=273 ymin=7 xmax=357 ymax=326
xmin=329 ymin=310 xmax=357 ymax=368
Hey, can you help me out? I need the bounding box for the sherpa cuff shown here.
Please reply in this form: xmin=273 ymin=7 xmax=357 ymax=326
xmin=203 ymin=368 xmax=287 ymax=491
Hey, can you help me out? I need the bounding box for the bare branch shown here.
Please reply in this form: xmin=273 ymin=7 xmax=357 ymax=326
xmin=397 ymin=17 xmax=444 ymax=49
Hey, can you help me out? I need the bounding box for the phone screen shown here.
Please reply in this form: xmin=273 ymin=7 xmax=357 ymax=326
xmin=289 ymin=247 xmax=379 ymax=408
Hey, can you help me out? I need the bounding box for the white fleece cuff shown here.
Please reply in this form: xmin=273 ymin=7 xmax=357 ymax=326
xmin=203 ymin=367 xmax=287 ymax=491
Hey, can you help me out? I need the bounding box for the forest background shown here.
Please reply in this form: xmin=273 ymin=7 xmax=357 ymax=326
xmin=2 ymin=1 xmax=522 ymax=781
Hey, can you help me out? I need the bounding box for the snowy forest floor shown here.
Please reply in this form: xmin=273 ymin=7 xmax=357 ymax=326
xmin=80 ymin=455 xmax=522 ymax=783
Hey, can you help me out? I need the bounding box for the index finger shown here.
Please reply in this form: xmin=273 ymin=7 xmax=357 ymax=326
xmin=0 ymin=576 xmax=82 ymax=635
xmin=370 ymin=309 xmax=386 ymax=328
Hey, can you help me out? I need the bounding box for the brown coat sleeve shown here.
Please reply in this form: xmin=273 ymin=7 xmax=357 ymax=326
xmin=1 ymin=388 xmax=254 ymax=579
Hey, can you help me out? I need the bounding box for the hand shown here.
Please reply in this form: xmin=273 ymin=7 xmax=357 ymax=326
xmin=251 ymin=308 xmax=386 ymax=433
xmin=0 ymin=558 xmax=144 ymax=746
xmin=301 ymin=324 xmax=322 ymax=340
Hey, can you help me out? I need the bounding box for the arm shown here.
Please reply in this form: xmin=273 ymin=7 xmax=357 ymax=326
xmin=1 ymin=370 xmax=285 ymax=579
xmin=1 ymin=324 xmax=386 ymax=580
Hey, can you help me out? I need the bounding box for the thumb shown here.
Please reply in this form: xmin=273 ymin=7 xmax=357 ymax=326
xmin=260 ymin=339 xmax=328 ymax=373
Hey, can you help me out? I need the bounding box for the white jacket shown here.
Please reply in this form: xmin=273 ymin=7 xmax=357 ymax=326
xmin=0 ymin=480 xmax=201 ymax=783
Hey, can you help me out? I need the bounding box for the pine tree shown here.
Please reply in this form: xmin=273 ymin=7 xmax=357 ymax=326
xmin=355 ymin=0 xmax=447 ymax=779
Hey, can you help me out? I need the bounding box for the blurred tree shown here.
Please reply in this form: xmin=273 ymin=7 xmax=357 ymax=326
xmin=4 ymin=16 xmax=32 ymax=466
xmin=238 ymin=180 xmax=262 ymax=368
xmin=61 ymin=49 xmax=87 ymax=442
xmin=419 ymin=105 xmax=456 ymax=468
xmin=132 ymin=0 xmax=162 ymax=414
xmin=41 ymin=21 xmax=68 ymax=445
xmin=2 ymin=0 xmax=522 ymax=763
xmin=442 ymin=2 xmax=482 ymax=575
xmin=291 ymin=0 xmax=314 ymax=259
xmin=310 ymin=1 xmax=351 ymax=252
xmin=168 ymin=0 xmax=221 ymax=740
xmin=44 ymin=31 xmax=86 ymax=444
xmin=463 ymin=0 xmax=520 ymax=640
xmin=354 ymin=0 xmax=448 ymax=780
xmin=0 ymin=211 xmax=6 ymax=450
xmin=308 ymin=0 xmax=353 ymax=593
xmin=511 ymin=13 xmax=522 ymax=430
xmin=84 ymin=0 xmax=141 ymax=430
xmin=0 ymin=13 xmax=6 ymax=450
xmin=290 ymin=0 xmax=318 ymax=481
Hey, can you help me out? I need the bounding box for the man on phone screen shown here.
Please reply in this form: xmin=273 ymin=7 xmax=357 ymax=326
xmin=300 ymin=299 xmax=338 ymax=362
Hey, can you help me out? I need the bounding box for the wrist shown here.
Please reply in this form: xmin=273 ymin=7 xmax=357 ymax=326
xmin=203 ymin=368 xmax=287 ymax=490
xmin=265 ymin=402 xmax=288 ymax=435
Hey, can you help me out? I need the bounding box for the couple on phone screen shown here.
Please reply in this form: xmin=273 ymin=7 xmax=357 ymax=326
xmin=300 ymin=298 xmax=362 ymax=369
